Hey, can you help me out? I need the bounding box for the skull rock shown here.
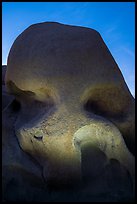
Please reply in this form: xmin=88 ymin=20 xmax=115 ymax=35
xmin=5 ymin=22 xmax=135 ymax=194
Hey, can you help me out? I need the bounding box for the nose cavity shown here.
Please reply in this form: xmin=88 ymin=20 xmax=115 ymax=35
xmin=73 ymin=120 xmax=135 ymax=187
xmin=73 ymin=125 xmax=108 ymax=183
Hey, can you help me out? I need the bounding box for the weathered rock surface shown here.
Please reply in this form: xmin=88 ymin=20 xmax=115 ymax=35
xmin=3 ymin=22 xmax=135 ymax=202
xmin=6 ymin=22 xmax=135 ymax=154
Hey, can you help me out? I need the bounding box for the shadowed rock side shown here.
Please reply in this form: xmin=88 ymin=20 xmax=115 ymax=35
xmin=2 ymin=65 xmax=14 ymax=110
xmin=2 ymin=65 xmax=7 ymax=85
xmin=3 ymin=22 xmax=135 ymax=202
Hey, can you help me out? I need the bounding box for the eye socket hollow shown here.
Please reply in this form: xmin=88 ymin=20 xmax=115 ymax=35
xmin=84 ymin=99 xmax=126 ymax=121
xmin=84 ymin=100 xmax=103 ymax=115
xmin=11 ymin=99 xmax=21 ymax=112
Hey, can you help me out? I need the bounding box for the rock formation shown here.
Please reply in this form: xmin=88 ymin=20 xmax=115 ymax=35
xmin=2 ymin=65 xmax=14 ymax=110
xmin=2 ymin=22 xmax=135 ymax=202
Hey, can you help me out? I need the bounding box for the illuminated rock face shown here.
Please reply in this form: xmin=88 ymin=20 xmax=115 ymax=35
xmin=3 ymin=22 xmax=135 ymax=201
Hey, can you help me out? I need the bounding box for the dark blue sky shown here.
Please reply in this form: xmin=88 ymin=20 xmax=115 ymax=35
xmin=2 ymin=2 xmax=135 ymax=96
